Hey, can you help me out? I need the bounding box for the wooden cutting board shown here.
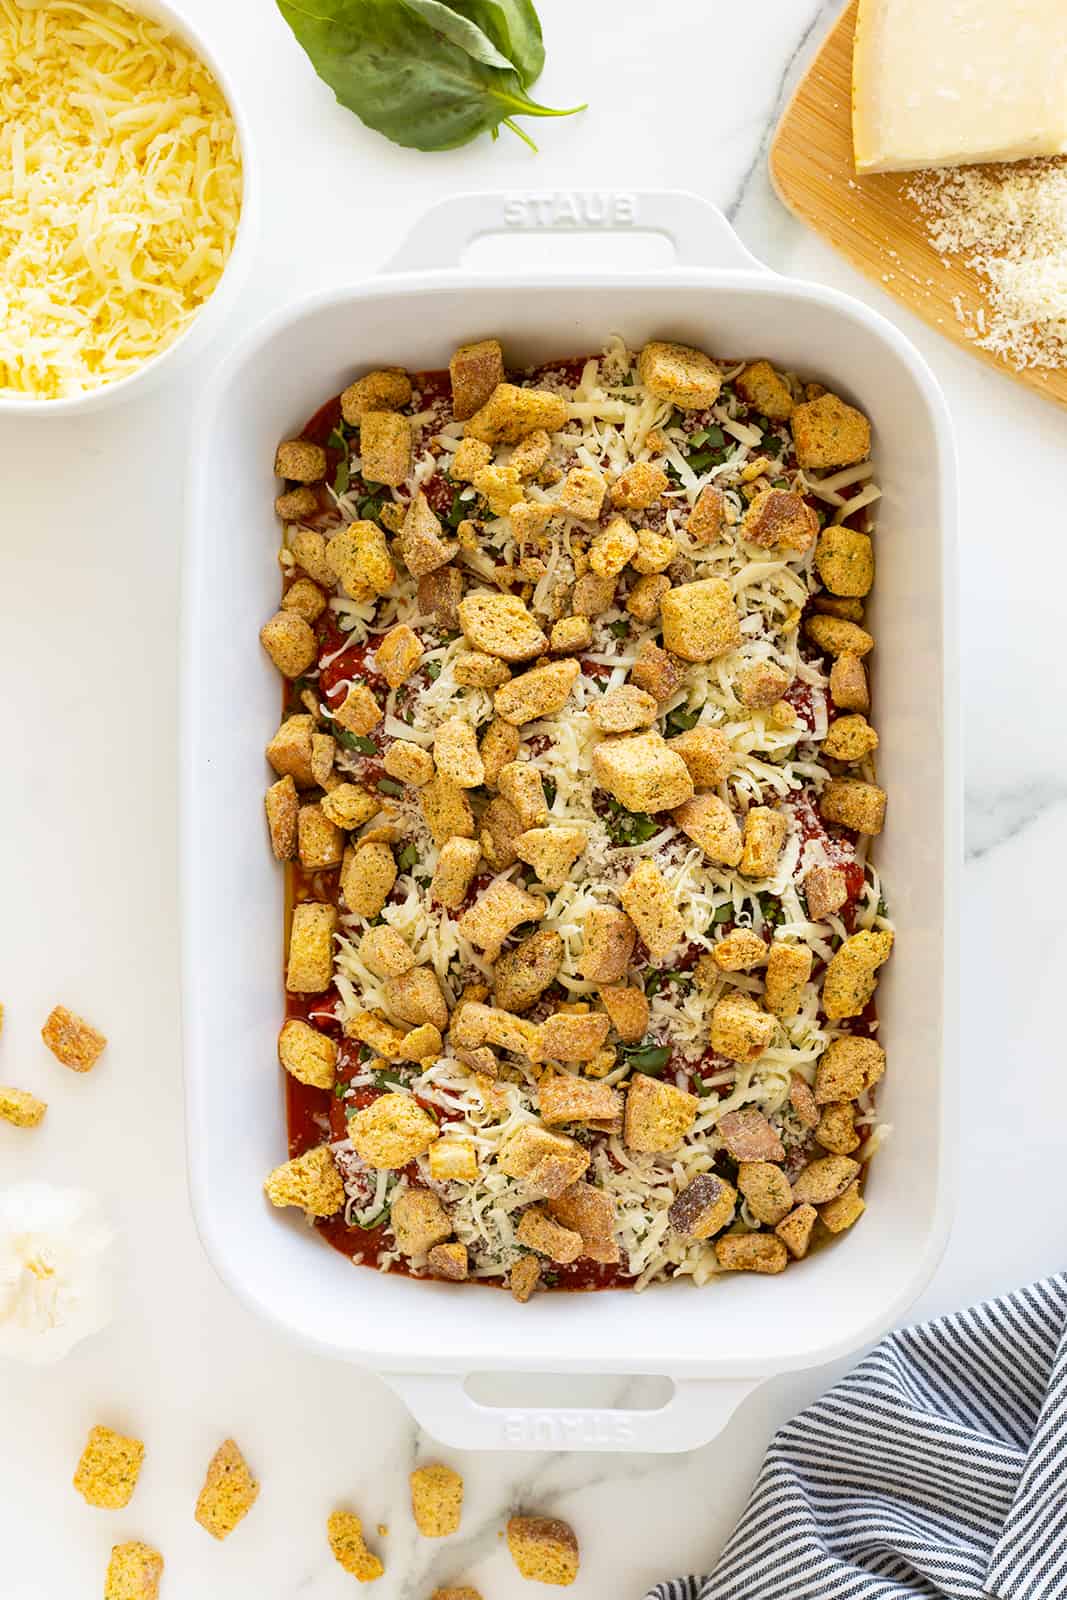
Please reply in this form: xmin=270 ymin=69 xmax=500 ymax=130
xmin=769 ymin=0 xmax=1067 ymax=409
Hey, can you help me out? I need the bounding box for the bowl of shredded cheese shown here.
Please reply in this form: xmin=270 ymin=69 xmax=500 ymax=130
xmin=0 ymin=0 xmax=251 ymax=409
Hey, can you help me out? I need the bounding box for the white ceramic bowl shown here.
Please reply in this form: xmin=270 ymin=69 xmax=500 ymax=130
xmin=0 ymin=0 xmax=256 ymax=416
xmin=183 ymin=191 xmax=960 ymax=1453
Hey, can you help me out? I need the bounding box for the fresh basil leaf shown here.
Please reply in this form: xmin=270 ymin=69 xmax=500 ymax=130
xmin=445 ymin=488 xmax=467 ymax=528
xmin=425 ymin=660 xmax=442 ymax=680
xmin=334 ymin=456 xmax=350 ymax=494
xmin=665 ymin=705 xmax=699 ymax=736
xmin=623 ymin=1043 xmax=671 ymax=1075
xmin=372 ymin=1068 xmax=409 ymax=1089
xmin=333 ymin=727 xmax=377 ymax=753
xmin=327 ymin=425 xmax=348 ymax=451
xmin=608 ymin=619 xmax=629 ymax=639
xmin=400 ymin=0 xmax=516 ymax=70
xmin=711 ymin=903 xmax=734 ymax=925
xmin=378 ymin=776 xmax=405 ymax=796
xmin=359 ymin=493 xmax=386 ymax=520
xmin=444 ymin=0 xmax=545 ymax=86
xmin=704 ymin=425 xmax=725 ymax=447
xmin=275 ymin=0 xmax=584 ymax=153
xmin=398 ymin=842 xmax=419 ymax=870
xmin=604 ymin=798 xmax=659 ymax=847
xmin=542 ymin=777 xmax=557 ymax=807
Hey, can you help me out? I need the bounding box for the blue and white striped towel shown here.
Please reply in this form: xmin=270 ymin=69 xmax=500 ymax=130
xmin=647 ymin=1277 xmax=1067 ymax=1600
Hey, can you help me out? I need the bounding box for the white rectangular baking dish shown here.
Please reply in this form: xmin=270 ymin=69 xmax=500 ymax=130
xmin=182 ymin=190 xmax=959 ymax=1453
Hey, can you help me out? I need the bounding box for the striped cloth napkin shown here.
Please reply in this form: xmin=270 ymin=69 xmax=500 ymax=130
xmin=647 ymin=1277 xmax=1067 ymax=1600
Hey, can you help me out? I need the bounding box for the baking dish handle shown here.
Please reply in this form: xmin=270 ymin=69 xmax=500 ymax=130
xmin=382 ymin=1372 xmax=761 ymax=1453
xmin=383 ymin=190 xmax=767 ymax=275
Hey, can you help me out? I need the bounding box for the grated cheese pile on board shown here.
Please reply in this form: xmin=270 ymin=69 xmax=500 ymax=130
xmin=0 ymin=0 xmax=242 ymax=399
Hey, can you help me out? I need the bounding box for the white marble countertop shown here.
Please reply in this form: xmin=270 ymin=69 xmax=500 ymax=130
xmin=2 ymin=0 xmax=1066 ymax=1594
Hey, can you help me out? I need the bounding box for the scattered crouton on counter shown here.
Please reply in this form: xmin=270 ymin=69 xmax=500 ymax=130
xmin=194 ymin=1439 xmax=259 ymax=1541
xmin=73 ymin=1425 xmax=144 ymax=1511
xmin=507 ymin=1514 xmax=581 ymax=1586
xmin=41 ymin=1005 xmax=107 ymax=1073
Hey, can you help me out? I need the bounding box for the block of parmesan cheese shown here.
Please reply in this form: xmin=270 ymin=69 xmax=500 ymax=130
xmin=853 ymin=0 xmax=1067 ymax=174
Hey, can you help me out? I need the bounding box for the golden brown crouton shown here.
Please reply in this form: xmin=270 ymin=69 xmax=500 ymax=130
xmin=375 ymin=623 xmax=422 ymax=688
xmin=194 ymin=1439 xmax=259 ymax=1541
xmin=792 ymin=1154 xmax=861 ymax=1205
xmin=624 ymin=1071 xmax=697 ymax=1153
xmin=804 ymin=614 xmax=874 ymax=658
xmin=514 ymin=825 xmax=587 ymax=889
xmin=298 ymin=804 xmax=344 ymax=871
xmin=816 ymin=1101 xmax=861 ymax=1155
xmin=815 ymin=525 xmax=874 ymax=597
xmin=737 ymin=1161 xmax=793 ymax=1225
xmin=453 ymin=651 xmax=511 ymax=689
xmin=384 ymin=739 xmax=435 ymax=787
xmin=451 ymin=436 xmax=493 ymax=483
xmin=814 ymin=594 xmax=865 ymax=621
xmin=611 ymin=461 xmax=669 ymax=510
xmin=577 ymin=910 xmax=636 ymax=989
xmin=791 ymin=392 xmax=871 ymax=469
xmin=739 ymin=806 xmax=788 ymax=878
xmin=495 ymin=763 xmax=545 ymax=831
xmin=411 ymin=1463 xmax=464 ymax=1536
xmin=396 ymin=492 xmax=459 ymax=579
xmin=424 ymin=1126 xmax=478 ymax=1180
xmin=661 ymin=578 xmax=741 ymax=662
xmin=282 ymin=576 xmax=327 ymax=624
xmin=674 ymin=793 xmax=743 ymax=866
xmin=599 ymin=984 xmax=648 ymax=1043
xmin=546 ymin=1181 xmax=619 ymax=1263
xmin=275 ymin=439 xmax=326 ymax=482
xmin=741 ymin=489 xmax=818 ymax=553
xmin=668 ymin=1173 xmax=737 ymax=1238
xmin=73 ymin=1425 xmax=144 ymax=1510
xmin=420 ymin=774 xmax=476 ymax=847
xmin=267 ymin=714 xmax=316 ymax=787
xmin=819 ymin=778 xmax=886 ymax=835
xmin=830 ymin=652 xmax=870 ymax=713
xmin=265 ymin=775 xmax=299 ymax=860
xmin=399 ymin=1022 xmax=444 ymax=1061
xmin=498 ymin=1124 xmax=589 ymax=1197
xmin=288 ymin=525 xmax=335 ymax=587
xmin=557 ymin=466 xmax=606 ymax=520
xmin=341 ymin=367 xmax=411 ymax=423
xmin=334 ymin=684 xmax=383 ymax=737
xmin=588 ymin=515 xmax=639 ymax=577
xmin=803 ymin=866 xmax=848 ymax=922
xmin=348 ymin=1092 xmax=439 ymax=1169
xmin=478 ymin=719 xmax=520 ymax=789
xmin=286 ymin=902 xmax=337 ymax=992
xmin=736 ymin=660 xmax=792 ymax=709
xmin=516 ymin=1207 xmax=583 ymax=1263
xmin=458 ymin=591 xmax=547 ymax=662
xmin=626 ymin=573 xmax=671 ymax=624
xmin=637 ymin=340 xmax=721 ymax=410
xmin=710 ymin=928 xmax=767 ymax=973
xmin=479 ymin=795 xmax=523 ymax=870
xmin=275 ymin=484 xmax=319 ymax=522
xmin=0 ymin=1086 xmax=46 ymax=1127
xmin=764 ymin=942 xmax=813 ymax=1018
xmin=789 ymin=1071 xmax=820 ymax=1128
xmin=815 ymin=1035 xmax=886 ymax=1103
xmin=570 ymin=571 xmax=617 ymax=616
xmin=666 ymin=727 xmax=732 ymax=790
xmin=549 ymin=614 xmax=592 ymax=654
xmin=592 ymin=730 xmax=694 ymax=814
xmin=715 ymin=1233 xmax=788 ymax=1274
xmin=620 ymin=860 xmax=685 ymax=961
xmin=631 ymin=527 xmax=678 ymax=575
xmin=278 ymin=1018 xmax=337 ymax=1090
xmin=360 ymin=410 xmax=412 ymax=487
xmin=347 ymin=1010 xmax=407 ymax=1060
xmin=432 ymin=718 xmax=484 ymax=791
xmin=40 ymin=1003 xmax=107 ymax=1074
xmin=390 ymin=1188 xmax=452 ymax=1256
xmin=265 ymin=1144 xmax=344 ymax=1217
xmin=383 ymin=966 xmax=449 ymax=1030
xmin=494 ymin=658 xmax=580 ymax=725
xmin=473 ymin=462 xmax=524 ymax=516
xmin=507 ymin=1516 xmax=580 ymax=1588
xmin=717 ymin=1105 xmax=785 ymax=1161
xmin=686 ymin=483 xmax=725 ymax=545
xmin=260 ymin=610 xmax=317 ymax=678
xmin=510 ymin=428 xmax=551 ymax=478
xmin=341 ymin=840 xmax=397 ymax=919
xmin=450 ymin=339 xmax=505 ymax=420
xmin=104 ymin=1541 xmax=163 ymax=1600
xmin=466 ymin=383 xmax=569 ymax=444
xmin=823 ymin=715 xmax=879 ymax=765
xmin=776 ymin=1203 xmax=818 ymax=1259
xmin=327 ymin=520 xmax=396 ymax=598
xmin=820 ymin=1179 xmax=866 ymax=1233
xmin=311 ymin=732 xmax=336 ymax=787
xmin=736 ymin=360 xmax=795 ymax=420
xmin=449 ymin=1001 xmax=538 ymax=1058
xmin=327 ymin=1510 xmax=384 ymax=1582
xmin=589 ymin=685 xmax=658 ymax=734
xmin=457 ymin=879 xmax=545 ymax=960
xmin=320 ymin=784 xmax=379 ymax=831
xmin=493 ymin=930 xmax=564 ymax=1014
xmin=424 ymin=836 xmax=478 ymax=910
xmin=510 ymin=1255 xmax=542 ymax=1302
xmin=418 ymin=564 xmax=465 ymax=627
xmin=711 ymin=990 xmax=777 ymax=1063
xmin=537 ymin=1014 xmax=612 ymax=1066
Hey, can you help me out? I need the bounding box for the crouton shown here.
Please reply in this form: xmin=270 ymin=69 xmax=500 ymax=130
xmin=454 ymin=1045 xmax=499 ymax=1078
xmin=428 ymin=1137 xmax=479 ymax=1182
xmin=420 ymin=774 xmax=476 ymax=847
xmin=736 ymin=359 xmax=795 ymax=420
xmin=264 ymin=775 xmax=299 ymax=861
xmin=814 ymin=594 xmax=865 ymax=622
xmin=297 ymin=804 xmax=343 ymax=871
xmin=592 ymin=731 xmax=694 ymax=816
xmin=494 ymin=929 xmax=563 ymax=1013
xmin=418 ymin=564 xmax=465 ymax=626
xmin=775 ymin=1204 xmax=817 ymax=1259
xmin=289 ymin=526 xmax=335 ymax=587
xmin=334 ymin=684 xmax=383 ymax=736
xmin=466 ymin=384 xmax=569 ymax=444
xmin=493 ymin=765 xmax=544 ymax=834
xmin=611 ymin=461 xmax=668 ymax=510
xmin=791 ymin=392 xmax=871 ymax=469
xmin=40 ymin=1003 xmax=108 ymax=1075
xmin=741 ymin=488 xmax=818 ymax=553
xmin=498 ymin=1124 xmax=589 ymax=1197
xmin=104 ymin=1541 xmax=164 ymax=1600
xmin=454 ymin=651 xmax=511 ymax=690
xmin=624 ymin=574 xmax=670 ymax=624
xmin=737 ymin=1161 xmax=793 ymax=1225
xmin=549 ymin=615 xmax=592 ymax=654
xmin=590 ymin=518 xmax=640 ymax=582
xmin=411 ymin=1463 xmax=464 ymax=1537
xmin=265 ymin=1144 xmax=344 ymax=1217
xmin=815 ymin=525 xmax=874 ymax=597
xmin=327 ymin=520 xmax=396 ymax=598
xmin=660 ymin=578 xmax=741 ymax=662
xmin=509 ymin=428 xmax=551 ymax=478
xmin=347 ymin=1010 xmax=407 ymax=1060
xmin=631 ymin=528 xmax=677 ymax=574
xmin=450 ymin=339 xmax=505 ymax=420
xmin=494 ymin=658 xmax=580 ymax=725
xmin=283 ymin=576 xmax=327 ymax=624
xmin=431 ymin=718 xmax=484 ymax=791
xmin=396 ymin=492 xmax=459 ymax=578
xmin=820 ymin=1180 xmax=866 ymax=1233
xmin=507 ymin=1516 xmax=580 ymax=1588
xmin=458 ymin=591 xmax=547 ymax=663
xmin=792 ymin=1154 xmax=860 ymax=1205
xmin=815 ymin=1035 xmax=886 ymax=1103
xmin=829 ymin=652 xmax=870 ymax=713
xmin=764 ymin=942 xmax=813 ymax=1018
xmin=260 ymin=610 xmax=317 ymax=678
xmin=0 ymin=1086 xmax=46 ymax=1127
xmin=717 ymin=1104 xmax=785 ymax=1161
xmin=803 ymin=865 xmax=848 ymax=921
xmin=570 ymin=571 xmax=617 ymax=616
xmin=276 ymin=484 xmax=319 ymax=522
xmin=631 ymin=642 xmax=684 ymax=705
xmin=711 ymin=991 xmax=777 ymax=1063
xmin=391 ymin=1189 xmax=452 ymax=1256
xmin=275 ymin=439 xmax=326 ymax=483
xmin=576 ymin=907 xmax=634 ymax=985
xmin=712 ymin=929 xmax=769 ymax=972
xmin=510 ymin=1256 xmax=542 ymax=1302
xmin=267 ymin=714 xmax=316 ymax=786
xmin=384 ymin=739 xmax=435 ymax=787
xmin=398 ymin=1022 xmax=443 ymax=1061
xmin=278 ymin=1018 xmax=337 ymax=1090
xmin=286 ymin=902 xmax=337 ymax=992
xmin=341 ymin=840 xmax=396 ymax=919
xmin=373 ymin=623 xmax=422 ymax=688
xmin=736 ymin=660 xmax=792 ymax=709
xmin=473 ymin=462 xmax=524 ymax=516
xmin=589 ymin=685 xmax=658 ymax=735
xmin=715 ymin=1233 xmax=788 ymax=1274
xmin=739 ymin=806 xmax=788 ymax=878
xmin=478 ymin=796 xmax=522 ymax=870
xmin=457 ymin=879 xmax=545 ymax=960
xmin=73 ymin=1425 xmax=144 ymax=1510
xmin=637 ymin=340 xmax=721 ymax=410
xmin=624 ymin=1071 xmax=697 ymax=1153
xmin=194 ymin=1439 xmax=259 ymax=1541
xmin=673 ymin=793 xmax=743 ymax=866
xmin=686 ymin=483 xmax=725 ymax=545
xmin=620 ymin=860 xmax=685 ymax=962
xmin=514 ymin=825 xmax=587 ymax=889
xmin=667 ymin=1173 xmax=735 ymax=1239
xmin=477 ymin=721 xmax=519 ymax=791
xmin=348 ymin=1092 xmax=439 ymax=1169
xmin=359 ymin=410 xmax=412 ymax=487
xmin=327 ymin=1511 xmax=384 ymax=1582
xmin=666 ymin=727 xmax=732 ymax=790
xmin=311 ymin=734 xmax=336 ymax=784
xmin=424 ymin=836 xmax=478 ymax=910
xmin=819 ymin=778 xmax=886 ymax=835
xmin=516 ymin=1207 xmax=583 ymax=1263
xmin=383 ymin=966 xmax=449 ymax=1031
xmin=450 ymin=999 xmax=539 ymax=1057
xmin=546 ymin=1181 xmax=619 ymax=1263
xmin=789 ymin=1071 xmax=820 ymax=1128
xmin=320 ymin=783 xmax=379 ymax=830
xmin=451 ymin=436 xmax=493 ymax=483
xmin=340 ymin=367 xmax=411 ymax=424
xmin=804 ymin=614 xmax=874 ymax=658
xmin=599 ymin=984 xmax=648 ymax=1043
xmin=537 ymin=1013 xmax=612 ymax=1065
xmin=816 ymin=1101 xmax=861 ymax=1155
xmin=823 ymin=714 xmax=879 ymax=766
xmin=556 ymin=466 xmax=606 ymax=521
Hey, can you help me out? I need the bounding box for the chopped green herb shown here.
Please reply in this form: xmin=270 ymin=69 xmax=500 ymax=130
xmin=644 ymin=972 xmax=662 ymax=996
xmin=372 ymin=1068 xmax=409 ymax=1090
xmin=358 ymin=493 xmax=386 ymax=520
xmin=665 ymin=705 xmax=700 ymax=736
xmin=327 ymin=426 xmax=348 ymax=451
xmin=608 ymin=619 xmax=630 ymax=639
xmin=622 ymin=1043 xmax=671 ymax=1075
xmin=378 ymin=776 xmax=404 ymax=797
xmin=425 ymin=661 xmax=442 ymax=681
xmin=333 ymin=727 xmax=373 ymax=752
xmin=710 ymin=903 xmax=734 ymax=926
xmin=334 ymin=1081 xmax=349 ymax=1099
xmin=350 ymin=1206 xmax=390 ymax=1231
xmin=333 ymin=456 xmax=350 ymax=495
xmin=398 ymin=843 xmax=419 ymax=871
xmin=445 ymin=489 xmax=467 ymax=528
xmin=543 ymin=777 xmax=557 ymax=807
xmin=604 ymin=798 xmax=659 ymax=847
xmin=691 ymin=1074 xmax=708 ymax=1096
xmin=758 ymin=892 xmax=785 ymax=930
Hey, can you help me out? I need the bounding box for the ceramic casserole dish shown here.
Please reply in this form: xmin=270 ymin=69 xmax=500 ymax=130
xmin=182 ymin=190 xmax=959 ymax=1453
